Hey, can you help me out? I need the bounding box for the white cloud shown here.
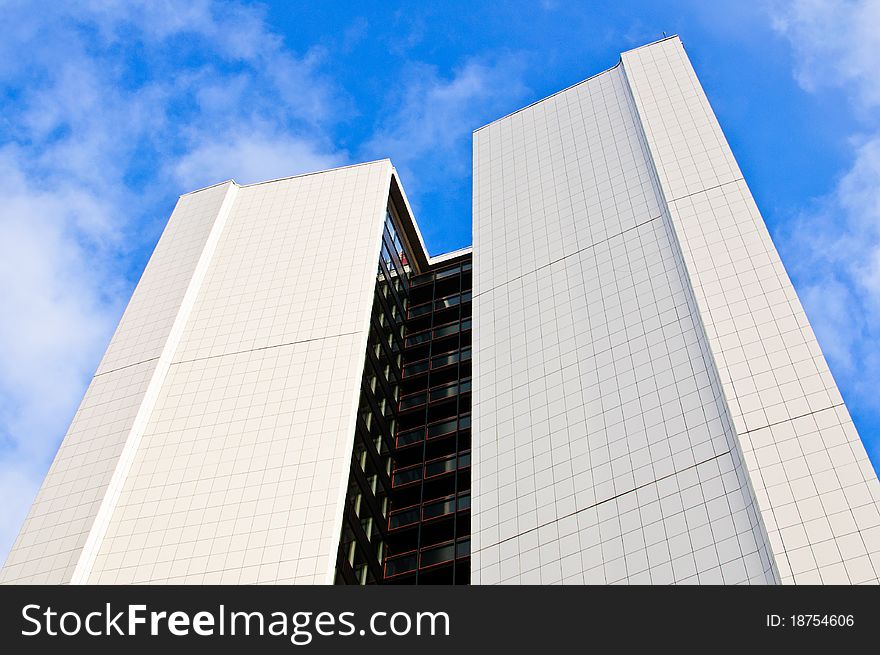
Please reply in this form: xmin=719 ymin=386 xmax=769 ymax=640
xmin=771 ymin=1 xmax=880 ymax=462
xmin=172 ymin=127 xmax=345 ymax=189
xmin=0 ymin=147 xmax=127 ymax=556
xmin=0 ymin=1 xmax=346 ymax=563
xmin=772 ymin=0 xmax=880 ymax=110
xmin=783 ymin=136 xmax=880 ymax=366
xmin=364 ymin=54 xmax=529 ymax=187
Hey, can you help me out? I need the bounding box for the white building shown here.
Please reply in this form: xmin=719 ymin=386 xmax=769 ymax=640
xmin=0 ymin=163 xmax=425 ymax=584
xmin=471 ymin=36 xmax=880 ymax=585
xmin=2 ymin=36 xmax=878 ymax=585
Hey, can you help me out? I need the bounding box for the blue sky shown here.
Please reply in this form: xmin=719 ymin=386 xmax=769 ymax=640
xmin=0 ymin=0 xmax=878 ymax=562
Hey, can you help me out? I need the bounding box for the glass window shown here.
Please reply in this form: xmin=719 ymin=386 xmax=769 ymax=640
xmin=408 ymin=302 xmax=432 ymax=318
xmin=399 ymin=392 xmax=426 ymax=410
xmin=427 ymin=418 xmax=457 ymax=439
xmin=420 ymin=543 xmax=455 ymax=567
xmin=385 ymin=210 xmax=405 ymax=254
xmin=396 ymin=427 xmax=423 ymax=447
xmin=435 ymin=266 xmax=460 ymax=280
xmin=405 ymin=330 xmax=432 ymax=347
xmin=389 ymin=507 xmax=420 ymax=529
xmin=432 ymin=322 xmax=459 ymax=339
xmin=425 ymin=455 xmax=457 ymax=478
xmin=429 ymin=382 xmax=458 ymax=402
xmin=411 ymin=272 xmax=433 ymax=287
xmin=403 ymin=360 xmax=429 ymax=376
xmin=430 ymin=352 xmax=459 ymax=369
xmin=422 ymin=496 xmax=456 ymax=520
xmin=392 ymin=466 xmax=422 ymax=487
xmin=385 ymin=552 xmax=417 ymax=576
xmin=434 ymin=294 xmax=461 ymax=310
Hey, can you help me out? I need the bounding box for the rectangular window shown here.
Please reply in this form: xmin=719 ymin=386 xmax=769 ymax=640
xmin=396 ymin=427 xmax=424 ymax=447
xmin=422 ymin=497 xmax=457 ymax=520
xmin=399 ymin=392 xmax=426 ymax=410
xmin=420 ymin=543 xmax=455 ymax=568
xmin=432 ymin=322 xmax=459 ymax=339
xmin=435 ymin=266 xmax=460 ymax=280
xmin=429 ymin=382 xmax=459 ymax=403
xmin=410 ymin=272 xmax=433 ymax=287
xmin=403 ymin=360 xmax=429 ymax=377
xmin=389 ymin=507 xmax=420 ymax=530
xmin=425 ymin=455 xmax=457 ymax=478
xmin=392 ymin=466 xmax=422 ymax=487
xmin=408 ymin=302 xmax=432 ymax=318
xmin=426 ymin=418 xmax=457 ymax=439
xmin=405 ymin=330 xmax=432 ymax=347
xmin=385 ymin=552 xmax=418 ymax=576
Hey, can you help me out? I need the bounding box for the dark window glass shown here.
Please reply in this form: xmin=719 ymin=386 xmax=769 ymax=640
xmin=420 ymin=543 xmax=455 ymax=567
xmin=430 ymin=352 xmax=458 ymax=369
xmin=432 ymin=322 xmax=460 ymax=339
xmin=392 ymin=466 xmax=422 ymax=487
xmin=429 ymin=382 xmax=458 ymax=402
xmin=396 ymin=427 xmax=423 ymax=446
xmin=403 ymin=360 xmax=429 ymax=376
xmin=434 ymin=294 xmax=461 ymax=310
xmin=435 ymin=266 xmax=460 ymax=280
xmin=385 ymin=553 xmax=418 ymax=576
xmin=427 ymin=418 xmax=457 ymax=439
xmin=425 ymin=455 xmax=456 ymax=478
xmin=409 ymin=302 xmax=432 ymax=318
xmin=379 ymin=252 xmax=472 ymax=585
xmin=405 ymin=330 xmax=432 ymax=347
xmin=399 ymin=392 xmax=426 ymax=410
xmin=389 ymin=507 xmax=420 ymax=529
xmin=422 ymin=497 xmax=456 ymax=520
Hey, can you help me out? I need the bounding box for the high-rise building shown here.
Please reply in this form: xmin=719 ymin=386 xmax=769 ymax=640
xmin=3 ymin=36 xmax=879 ymax=586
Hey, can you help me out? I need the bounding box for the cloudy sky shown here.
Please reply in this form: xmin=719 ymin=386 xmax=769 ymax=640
xmin=0 ymin=0 xmax=878 ymax=563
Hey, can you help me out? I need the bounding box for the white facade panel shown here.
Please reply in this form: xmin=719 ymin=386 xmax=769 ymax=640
xmin=471 ymin=59 xmax=775 ymax=584
xmin=0 ymin=183 xmax=235 ymax=584
xmin=86 ymin=162 xmax=393 ymax=585
xmin=0 ymin=360 xmax=156 ymax=583
xmin=1 ymin=162 xmax=394 ymax=584
xmin=471 ymin=35 xmax=880 ymax=585
xmin=621 ymin=37 xmax=880 ymax=583
xmin=96 ymin=182 xmax=237 ymax=375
